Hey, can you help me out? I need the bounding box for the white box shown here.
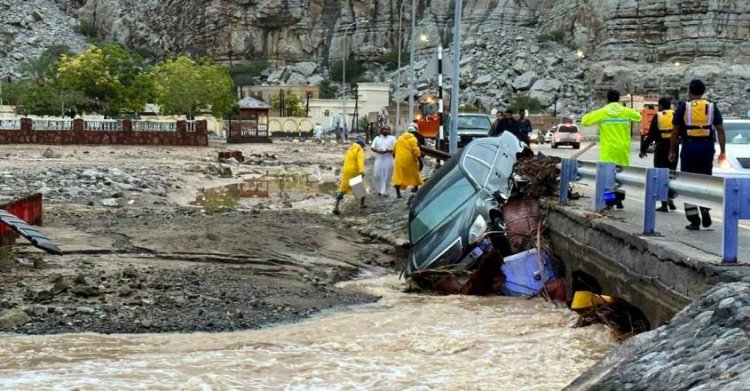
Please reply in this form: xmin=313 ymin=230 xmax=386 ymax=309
xmin=348 ymin=175 xmax=368 ymax=198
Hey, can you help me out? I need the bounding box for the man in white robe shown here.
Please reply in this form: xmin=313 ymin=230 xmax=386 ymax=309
xmin=370 ymin=125 xmax=396 ymax=196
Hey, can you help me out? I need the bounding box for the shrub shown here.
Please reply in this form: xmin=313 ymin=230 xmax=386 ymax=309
xmin=508 ymin=94 xmax=544 ymax=113
xmin=537 ymin=30 xmax=565 ymax=43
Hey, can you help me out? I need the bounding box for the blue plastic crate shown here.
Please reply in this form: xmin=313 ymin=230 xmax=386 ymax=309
xmin=501 ymin=249 xmax=556 ymax=296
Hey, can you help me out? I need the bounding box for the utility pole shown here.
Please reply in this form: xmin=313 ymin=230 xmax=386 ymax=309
xmin=407 ymin=0 xmax=417 ymax=123
xmin=395 ymin=0 xmax=407 ymax=132
xmin=437 ymin=45 xmax=444 ymax=151
xmin=448 ymin=0 xmax=462 ymax=154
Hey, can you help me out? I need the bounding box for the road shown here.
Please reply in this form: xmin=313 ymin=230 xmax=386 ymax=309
xmin=531 ymin=141 xmax=651 ymax=166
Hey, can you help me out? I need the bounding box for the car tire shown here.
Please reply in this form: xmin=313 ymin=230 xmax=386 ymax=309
xmin=573 ymin=143 xmax=580 ymax=149
xmin=552 ymin=142 xmax=558 ymax=149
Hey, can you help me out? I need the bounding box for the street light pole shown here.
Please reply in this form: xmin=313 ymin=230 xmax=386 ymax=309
xmin=395 ymin=0 xmax=407 ymax=132
xmin=448 ymin=0 xmax=462 ymax=154
xmin=407 ymin=0 xmax=417 ymax=124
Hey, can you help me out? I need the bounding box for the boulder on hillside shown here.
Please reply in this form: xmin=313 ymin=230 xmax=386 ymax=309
xmin=293 ymin=62 xmax=317 ymax=77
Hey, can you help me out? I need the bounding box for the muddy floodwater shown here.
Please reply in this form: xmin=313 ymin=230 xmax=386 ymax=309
xmin=0 ymin=275 xmax=615 ymax=390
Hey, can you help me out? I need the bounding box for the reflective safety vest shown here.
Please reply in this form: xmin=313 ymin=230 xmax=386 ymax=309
xmin=657 ymin=109 xmax=674 ymax=139
xmin=685 ymin=99 xmax=714 ymax=138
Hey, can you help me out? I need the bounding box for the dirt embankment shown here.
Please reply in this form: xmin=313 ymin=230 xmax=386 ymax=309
xmin=0 ymin=141 xmax=408 ymax=334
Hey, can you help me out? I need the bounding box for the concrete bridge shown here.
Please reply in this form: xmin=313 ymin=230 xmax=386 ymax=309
xmin=534 ymin=142 xmax=750 ymax=390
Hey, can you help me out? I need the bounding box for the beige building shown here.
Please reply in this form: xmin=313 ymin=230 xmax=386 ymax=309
xmin=238 ymin=85 xmax=320 ymax=103
xmin=306 ymin=83 xmax=390 ymax=130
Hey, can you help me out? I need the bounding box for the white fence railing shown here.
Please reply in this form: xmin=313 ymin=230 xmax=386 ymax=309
xmin=132 ymin=120 xmax=177 ymax=132
xmin=186 ymin=120 xmax=196 ymax=132
xmin=84 ymin=120 xmax=123 ymax=132
xmin=0 ymin=119 xmax=21 ymax=130
xmin=31 ymin=120 xmax=73 ymax=131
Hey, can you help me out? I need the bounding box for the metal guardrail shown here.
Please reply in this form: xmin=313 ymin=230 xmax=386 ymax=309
xmin=560 ymin=159 xmax=750 ymax=263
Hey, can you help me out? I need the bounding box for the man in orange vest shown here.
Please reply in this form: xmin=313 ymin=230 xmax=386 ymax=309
xmin=670 ymin=79 xmax=727 ymax=230
xmin=639 ymin=97 xmax=677 ymax=211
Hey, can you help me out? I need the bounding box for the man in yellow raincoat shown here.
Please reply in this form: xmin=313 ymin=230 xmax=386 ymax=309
xmin=392 ymin=125 xmax=423 ymax=198
xmin=333 ymin=137 xmax=366 ymax=215
xmin=581 ymin=89 xmax=642 ymax=167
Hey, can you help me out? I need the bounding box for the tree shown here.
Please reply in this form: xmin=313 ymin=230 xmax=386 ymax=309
xmin=152 ymin=56 xmax=236 ymax=118
xmin=269 ymin=91 xmax=306 ymax=117
xmin=319 ymin=79 xmax=338 ymax=99
xmin=21 ymin=45 xmax=73 ymax=85
xmin=329 ymin=58 xmax=365 ymax=84
xmin=229 ymin=59 xmax=269 ymax=87
xmin=508 ymin=94 xmax=544 ymax=113
xmin=57 ymin=44 xmax=153 ymax=115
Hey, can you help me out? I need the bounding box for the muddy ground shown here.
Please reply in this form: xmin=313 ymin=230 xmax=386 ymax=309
xmin=0 ymin=141 xmax=411 ymax=334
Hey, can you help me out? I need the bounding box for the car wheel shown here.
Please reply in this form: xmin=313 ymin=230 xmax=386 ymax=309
xmin=573 ymin=143 xmax=580 ymax=149
xmin=552 ymin=142 xmax=558 ymax=149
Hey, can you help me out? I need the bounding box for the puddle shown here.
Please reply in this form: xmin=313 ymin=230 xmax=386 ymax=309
xmin=193 ymin=174 xmax=339 ymax=211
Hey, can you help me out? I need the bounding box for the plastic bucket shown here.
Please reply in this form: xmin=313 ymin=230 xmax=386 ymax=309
xmin=349 ymin=175 xmax=368 ymax=198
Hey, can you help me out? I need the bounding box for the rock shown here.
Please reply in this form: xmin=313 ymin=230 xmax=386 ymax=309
xmin=42 ymin=148 xmax=58 ymax=159
xmin=307 ymin=75 xmax=324 ymax=85
xmin=30 ymin=10 xmax=43 ymax=22
xmin=267 ymin=68 xmax=286 ymax=84
xmin=72 ymin=285 xmax=102 ymax=298
xmin=52 ymin=280 xmax=71 ymax=295
xmin=76 ymin=306 xmax=95 ymax=315
xmin=0 ymin=309 xmax=31 ymax=329
xmin=473 ymin=74 xmax=492 ymax=86
xmin=26 ymin=304 xmax=47 ymax=317
xmin=285 ymin=72 xmax=308 ymax=86
xmin=293 ymin=61 xmax=317 ymax=77
xmin=512 ymin=71 xmax=538 ymax=91
xmin=118 ymin=286 xmax=135 ymax=297
xmin=100 ymin=198 xmax=120 ymax=208
xmin=111 ymin=191 xmax=125 ymax=198
xmin=73 ymin=274 xmax=88 ymax=285
xmin=11 ymin=53 xmax=24 ymax=61
xmin=122 ymin=266 xmax=138 ymax=279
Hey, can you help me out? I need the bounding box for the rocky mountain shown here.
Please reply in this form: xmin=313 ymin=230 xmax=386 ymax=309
xmin=2 ymin=0 xmax=750 ymax=115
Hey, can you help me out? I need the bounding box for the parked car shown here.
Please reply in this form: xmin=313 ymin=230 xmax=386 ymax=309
xmin=713 ymin=119 xmax=750 ymax=177
xmin=551 ymin=124 xmax=582 ymax=149
xmin=543 ymin=127 xmax=555 ymax=144
xmin=404 ymin=132 xmax=524 ymax=278
xmin=440 ymin=113 xmax=493 ymax=151
xmin=528 ymin=129 xmax=544 ymax=144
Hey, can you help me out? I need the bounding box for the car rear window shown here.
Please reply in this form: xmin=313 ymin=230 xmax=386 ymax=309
xmin=558 ymin=126 xmax=579 ymax=133
xmin=723 ymin=122 xmax=750 ymax=145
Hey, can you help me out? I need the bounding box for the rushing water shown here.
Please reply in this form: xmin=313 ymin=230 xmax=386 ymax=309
xmin=0 ymin=275 xmax=615 ymax=390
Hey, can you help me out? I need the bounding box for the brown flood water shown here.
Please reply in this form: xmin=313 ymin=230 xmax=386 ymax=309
xmin=0 ymin=275 xmax=615 ymax=390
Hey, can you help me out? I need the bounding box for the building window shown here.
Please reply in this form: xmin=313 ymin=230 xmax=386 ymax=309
xmin=324 ymin=110 xmax=330 ymax=117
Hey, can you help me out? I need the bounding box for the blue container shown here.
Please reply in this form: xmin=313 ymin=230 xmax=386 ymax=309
xmin=501 ymin=249 xmax=556 ymax=296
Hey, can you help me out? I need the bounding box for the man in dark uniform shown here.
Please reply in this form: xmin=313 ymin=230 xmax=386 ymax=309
xmin=491 ymin=109 xmax=518 ymax=137
xmin=670 ymin=79 xmax=728 ymax=230
xmin=639 ymin=97 xmax=677 ymax=211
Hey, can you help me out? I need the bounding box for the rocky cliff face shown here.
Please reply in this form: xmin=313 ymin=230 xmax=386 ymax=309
xmin=2 ymin=0 xmax=750 ymax=114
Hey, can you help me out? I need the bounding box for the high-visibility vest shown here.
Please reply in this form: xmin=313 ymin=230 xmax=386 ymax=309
xmin=684 ymin=99 xmax=714 ymax=138
xmin=657 ymin=109 xmax=674 ymax=139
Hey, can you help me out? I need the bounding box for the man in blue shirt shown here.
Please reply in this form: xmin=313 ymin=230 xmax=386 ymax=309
xmin=670 ymin=79 xmax=727 ymax=230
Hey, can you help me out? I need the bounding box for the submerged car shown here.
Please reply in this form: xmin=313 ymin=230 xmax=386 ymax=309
xmin=405 ymin=132 xmax=523 ymax=278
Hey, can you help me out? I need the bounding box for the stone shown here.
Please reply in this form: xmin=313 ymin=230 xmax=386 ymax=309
xmin=118 ymin=286 xmax=135 ymax=297
xmin=285 ymin=72 xmax=307 ymax=86
xmin=512 ymin=71 xmax=538 ymax=91
xmin=307 ymin=75 xmax=324 ymax=85
xmin=72 ymin=285 xmax=102 ymax=298
xmin=293 ymin=61 xmax=317 ymax=77
xmin=100 ymin=198 xmax=120 ymax=207
xmin=530 ymin=78 xmax=563 ymax=93
xmin=0 ymin=309 xmax=31 ymax=329
xmin=266 ymin=68 xmax=286 ymax=84
xmin=473 ymin=74 xmax=492 ymax=86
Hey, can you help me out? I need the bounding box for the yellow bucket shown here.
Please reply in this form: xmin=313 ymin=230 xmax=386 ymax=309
xmin=571 ymin=291 xmax=615 ymax=312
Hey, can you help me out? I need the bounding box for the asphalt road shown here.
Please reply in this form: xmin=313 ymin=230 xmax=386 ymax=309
xmin=531 ymin=140 xmax=652 ymax=166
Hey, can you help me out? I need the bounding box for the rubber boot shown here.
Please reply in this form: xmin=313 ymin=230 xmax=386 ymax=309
xmin=395 ymin=186 xmax=402 ymax=199
xmin=684 ymin=203 xmax=701 ymax=230
xmin=700 ymin=207 xmax=712 ymax=228
xmin=656 ymin=201 xmax=669 ymax=212
xmin=668 ymin=199 xmax=676 ymax=210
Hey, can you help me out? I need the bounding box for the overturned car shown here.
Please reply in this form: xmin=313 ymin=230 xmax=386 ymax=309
xmin=405 ymin=132 xmax=559 ymax=296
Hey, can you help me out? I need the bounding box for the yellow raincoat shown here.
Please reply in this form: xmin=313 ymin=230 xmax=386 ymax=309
xmin=392 ymin=132 xmax=423 ymax=189
xmin=338 ymin=143 xmax=365 ymax=194
xmin=582 ymin=102 xmax=641 ymax=166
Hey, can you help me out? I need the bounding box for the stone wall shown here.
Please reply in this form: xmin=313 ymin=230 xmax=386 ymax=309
xmin=0 ymin=119 xmax=208 ymax=146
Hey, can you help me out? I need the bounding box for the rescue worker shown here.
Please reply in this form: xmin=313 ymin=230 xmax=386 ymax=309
xmin=392 ymin=125 xmax=423 ymax=198
xmin=582 ymin=89 xmax=642 ymax=167
xmin=639 ymin=97 xmax=677 ymax=211
xmin=370 ymin=125 xmax=396 ymax=197
xmin=670 ymin=79 xmax=727 ymax=230
xmin=333 ymin=137 xmax=366 ymax=215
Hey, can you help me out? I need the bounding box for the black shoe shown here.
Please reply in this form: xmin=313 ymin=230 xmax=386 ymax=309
xmin=700 ymin=207 xmax=712 ymax=228
xmin=668 ymin=200 xmax=676 ymax=210
xmin=332 ymin=209 xmax=341 ymax=215
xmin=656 ymin=203 xmax=669 ymax=212
xmin=685 ymin=203 xmax=701 ymax=227
xmin=685 ymin=224 xmax=700 ymax=231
